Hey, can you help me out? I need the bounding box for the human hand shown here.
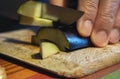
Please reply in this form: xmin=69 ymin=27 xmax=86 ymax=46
xmin=49 ymin=0 xmax=120 ymax=47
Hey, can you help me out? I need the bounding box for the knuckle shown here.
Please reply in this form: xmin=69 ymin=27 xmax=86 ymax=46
xmin=80 ymin=0 xmax=98 ymax=13
xmin=85 ymin=0 xmax=98 ymax=11
xmin=98 ymin=13 xmax=115 ymax=25
xmin=95 ymin=14 xmax=114 ymax=31
xmin=79 ymin=0 xmax=99 ymax=21
xmin=115 ymin=14 xmax=120 ymax=28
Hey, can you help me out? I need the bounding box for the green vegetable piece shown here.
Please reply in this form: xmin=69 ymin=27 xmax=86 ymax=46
xmin=20 ymin=16 xmax=53 ymax=27
xmin=32 ymin=28 xmax=69 ymax=51
xmin=40 ymin=41 xmax=60 ymax=59
xmin=17 ymin=1 xmax=42 ymax=18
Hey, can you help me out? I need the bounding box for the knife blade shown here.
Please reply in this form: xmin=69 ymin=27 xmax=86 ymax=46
xmin=41 ymin=2 xmax=84 ymax=25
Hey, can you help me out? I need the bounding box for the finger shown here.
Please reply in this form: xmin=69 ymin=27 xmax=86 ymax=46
xmin=77 ymin=0 xmax=99 ymax=37
xmin=91 ymin=0 xmax=120 ymax=47
xmin=49 ymin=0 xmax=68 ymax=7
xmin=110 ymin=7 xmax=120 ymax=43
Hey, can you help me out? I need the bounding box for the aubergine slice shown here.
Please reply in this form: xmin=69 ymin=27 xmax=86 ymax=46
xmin=40 ymin=41 xmax=60 ymax=59
xmin=32 ymin=27 xmax=91 ymax=51
xmin=32 ymin=28 xmax=69 ymax=51
xmin=17 ymin=1 xmax=42 ymax=18
xmin=20 ymin=15 xmax=53 ymax=27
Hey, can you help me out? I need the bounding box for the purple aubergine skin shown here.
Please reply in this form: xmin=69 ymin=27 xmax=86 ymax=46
xmin=60 ymin=27 xmax=91 ymax=51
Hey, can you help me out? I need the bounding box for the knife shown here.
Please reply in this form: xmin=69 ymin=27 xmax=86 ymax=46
xmin=41 ymin=2 xmax=84 ymax=25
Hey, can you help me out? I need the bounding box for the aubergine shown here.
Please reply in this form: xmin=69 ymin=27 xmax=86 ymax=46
xmin=20 ymin=15 xmax=53 ymax=27
xmin=40 ymin=41 xmax=60 ymax=59
xmin=32 ymin=28 xmax=69 ymax=51
xmin=17 ymin=1 xmax=42 ymax=18
xmin=32 ymin=27 xmax=91 ymax=51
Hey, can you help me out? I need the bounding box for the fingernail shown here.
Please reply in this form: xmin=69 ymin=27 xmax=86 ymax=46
xmin=110 ymin=29 xmax=120 ymax=43
xmin=92 ymin=30 xmax=109 ymax=47
xmin=79 ymin=20 xmax=93 ymax=37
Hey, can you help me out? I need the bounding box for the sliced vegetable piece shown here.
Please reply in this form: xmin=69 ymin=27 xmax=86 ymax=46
xmin=17 ymin=1 xmax=42 ymax=18
xmin=20 ymin=16 xmax=53 ymax=27
xmin=40 ymin=41 xmax=60 ymax=59
xmin=32 ymin=27 xmax=90 ymax=51
xmin=32 ymin=28 xmax=69 ymax=51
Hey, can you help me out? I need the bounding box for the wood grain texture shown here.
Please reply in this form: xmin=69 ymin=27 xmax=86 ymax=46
xmin=0 ymin=26 xmax=120 ymax=78
xmin=0 ymin=59 xmax=37 ymax=79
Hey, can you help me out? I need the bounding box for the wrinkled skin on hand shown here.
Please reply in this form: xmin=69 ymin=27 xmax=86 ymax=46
xmin=49 ymin=0 xmax=120 ymax=47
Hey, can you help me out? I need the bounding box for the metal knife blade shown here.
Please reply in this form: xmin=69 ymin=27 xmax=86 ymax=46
xmin=41 ymin=2 xmax=84 ymax=25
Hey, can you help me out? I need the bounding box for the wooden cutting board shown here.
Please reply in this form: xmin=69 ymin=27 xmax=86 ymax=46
xmin=0 ymin=26 xmax=120 ymax=78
